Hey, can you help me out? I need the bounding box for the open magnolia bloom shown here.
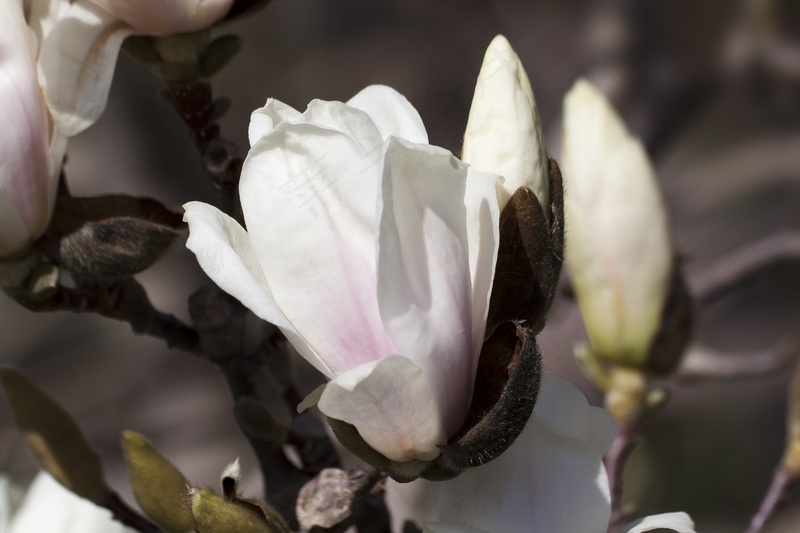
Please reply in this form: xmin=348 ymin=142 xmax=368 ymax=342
xmin=423 ymin=374 xmax=696 ymax=533
xmin=1 ymin=472 xmax=127 ymax=533
xmin=0 ymin=0 xmax=66 ymax=257
xmin=185 ymin=85 xmax=504 ymax=468
xmin=561 ymin=79 xmax=675 ymax=368
xmin=31 ymin=0 xmax=235 ymax=136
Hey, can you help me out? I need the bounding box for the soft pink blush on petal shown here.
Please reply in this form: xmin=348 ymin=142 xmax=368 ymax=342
xmin=240 ymin=121 xmax=396 ymax=375
xmin=86 ymin=0 xmax=233 ymax=34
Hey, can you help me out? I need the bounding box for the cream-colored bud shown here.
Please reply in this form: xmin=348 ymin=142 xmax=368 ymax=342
xmin=562 ymin=79 xmax=672 ymax=366
xmin=462 ymin=35 xmax=548 ymax=212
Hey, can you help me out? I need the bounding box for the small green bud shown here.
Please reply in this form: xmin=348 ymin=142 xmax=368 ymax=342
xmin=122 ymin=431 xmax=193 ymax=533
xmin=191 ymin=488 xmax=289 ymax=533
xmin=0 ymin=367 xmax=107 ymax=503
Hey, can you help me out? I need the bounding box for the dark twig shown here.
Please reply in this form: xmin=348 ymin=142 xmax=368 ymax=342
xmin=691 ymin=233 xmax=800 ymax=306
xmin=745 ymin=466 xmax=797 ymax=533
xmin=7 ymin=278 xmax=200 ymax=354
xmin=100 ymin=490 xmax=163 ymax=533
xmin=676 ymin=340 xmax=800 ymax=382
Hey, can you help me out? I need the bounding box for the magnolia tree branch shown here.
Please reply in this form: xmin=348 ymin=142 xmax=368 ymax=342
xmin=691 ymin=232 xmax=800 ymax=306
xmin=745 ymin=466 xmax=797 ymax=533
xmin=7 ymin=277 xmax=201 ymax=354
xmin=100 ymin=490 xmax=163 ymax=533
xmin=605 ymin=415 xmax=641 ymax=533
xmin=676 ymin=341 xmax=800 ymax=381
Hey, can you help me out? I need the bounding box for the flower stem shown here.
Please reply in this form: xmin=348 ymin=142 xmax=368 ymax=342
xmin=745 ymin=466 xmax=797 ymax=533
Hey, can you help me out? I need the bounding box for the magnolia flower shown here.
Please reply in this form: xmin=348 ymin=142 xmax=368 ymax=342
xmin=1 ymin=472 xmax=128 ymax=533
xmin=0 ymin=0 xmax=66 ymax=257
xmin=561 ymin=79 xmax=672 ymax=366
xmin=424 ymin=374 xmax=695 ymax=533
xmin=184 ymin=85 xmax=502 ymax=463
xmin=462 ymin=34 xmax=548 ymax=212
xmin=33 ymin=0 xmax=234 ymax=136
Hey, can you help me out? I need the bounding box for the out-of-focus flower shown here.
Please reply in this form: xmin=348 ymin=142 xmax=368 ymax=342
xmin=85 ymin=0 xmax=233 ymax=35
xmin=424 ymin=374 xmax=695 ymax=533
xmin=561 ymin=79 xmax=672 ymax=367
xmin=462 ymin=34 xmax=548 ymax=212
xmin=184 ymin=85 xmax=502 ymax=464
xmin=0 ymin=0 xmax=66 ymax=257
xmin=33 ymin=0 xmax=234 ymax=136
xmin=1 ymin=472 xmax=127 ymax=533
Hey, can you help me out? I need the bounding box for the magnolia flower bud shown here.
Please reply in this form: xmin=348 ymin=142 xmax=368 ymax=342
xmin=0 ymin=0 xmax=65 ymax=257
xmin=462 ymin=35 xmax=548 ymax=213
xmin=562 ymin=79 xmax=673 ymax=367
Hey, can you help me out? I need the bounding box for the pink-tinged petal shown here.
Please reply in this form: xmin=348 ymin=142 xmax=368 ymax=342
xmin=317 ymin=355 xmax=447 ymax=462
xmin=37 ymin=0 xmax=131 ymax=136
xmin=248 ymin=99 xmax=302 ymax=147
xmin=0 ymin=188 xmax=31 ymax=256
xmin=85 ymin=0 xmax=233 ymax=35
xmin=183 ymin=201 xmax=330 ymax=377
xmin=462 ymin=35 xmax=547 ymax=211
xmin=625 ymin=512 xmax=696 ymax=533
xmin=430 ymin=374 xmax=615 ymax=533
xmin=9 ymin=472 xmax=126 ymax=533
xmin=0 ymin=0 xmax=53 ymax=255
xmin=376 ymin=137 xmax=475 ymax=438
xmin=463 ymin=168 xmax=501 ymax=350
xmin=240 ymin=121 xmax=395 ymax=375
xmin=347 ymin=85 xmax=428 ymax=144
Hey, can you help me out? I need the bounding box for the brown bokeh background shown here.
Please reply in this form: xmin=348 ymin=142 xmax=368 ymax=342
xmin=2 ymin=0 xmax=800 ymax=531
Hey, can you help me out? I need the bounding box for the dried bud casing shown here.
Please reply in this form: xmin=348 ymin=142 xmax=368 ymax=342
xmin=0 ymin=368 xmax=106 ymax=502
xmin=122 ymin=431 xmax=194 ymax=533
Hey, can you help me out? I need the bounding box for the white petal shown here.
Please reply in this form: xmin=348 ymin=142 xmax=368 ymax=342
xmin=0 ymin=188 xmax=31 ymax=257
xmin=9 ymin=472 xmax=126 ymax=533
xmin=385 ymin=479 xmax=437 ymax=533
xmin=317 ymin=355 xmax=447 ymax=462
xmin=0 ymin=475 xmax=14 ymax=532
xmin=430 ymin=374 xmax=615 ymax=533
xmin=376 ymin=137 xmax=476 ymax=438
xmin=240 ymin=121 xmax=395 ymax=376
xmin=625 ymin=512 xmax=696 ymax=533
xmin=347 ymin=85 xmax=428 ymax=144
xmin=463 ymin=168 xmax=501 ymax=347
xmin=462 ymin=35 xmax=548 ymax=212
xmin=37 ymin=0 xmax=131 ymax=136
xmin=183 ymin=201 xmax=329 ymax=376
xmin=248 ymin=99 xmax=302 ymax=147
xmin=302 ymin=98 xmax=384 ymax=156
xmin=562 ymin=79 xmax=671 ymax=363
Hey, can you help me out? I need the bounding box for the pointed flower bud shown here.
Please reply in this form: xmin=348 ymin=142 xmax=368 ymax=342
xmin=122 ymin=431 xmax=194 ymax=533
xmin=562 ymin=79 xmax=673 ymax=367
xmin=462 ymin=34 xmax=549 ymax=213
xmin=0 ymin=367 xmax=107 ymax=503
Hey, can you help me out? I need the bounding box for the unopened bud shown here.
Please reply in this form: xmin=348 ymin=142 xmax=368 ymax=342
xmin=0 ymin=368 xmax=106 ymax=502
xmin=191 ymin=488 xmax=290 ymax=533
xmin=122 ymin=431 xmax=193 ymax=533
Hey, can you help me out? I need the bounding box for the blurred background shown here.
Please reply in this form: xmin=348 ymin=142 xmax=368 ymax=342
xmin=2 ymin=0 xmax=800 ymax=531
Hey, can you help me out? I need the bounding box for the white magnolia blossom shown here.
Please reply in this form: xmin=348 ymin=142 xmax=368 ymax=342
xmin=0 ymin=0 xmax=66 ymax=257
xmin=561 ymin=79 xmax=672 ymax=365
xmin=184 ymin=85 xmax=503 ymax=463
xmin=32 ymin=0 xmax=234 ymax=136
xmin=418 ymin=374 xmax=695 ymax=533
xmin=1 ymin=472 xmax=128 ymax=533
xmin=462 ymin=34 xmax=548 ymax=212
